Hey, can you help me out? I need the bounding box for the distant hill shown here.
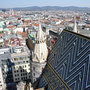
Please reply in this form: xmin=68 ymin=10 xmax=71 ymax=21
xmin=0 ymin=6 xmax=90 ymax=11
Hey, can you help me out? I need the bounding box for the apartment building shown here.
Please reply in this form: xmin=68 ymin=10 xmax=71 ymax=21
xmin=11 ymin=46 xmax=30 ymax=82
xmin=0 ymin=47 xmax=13 ymax=89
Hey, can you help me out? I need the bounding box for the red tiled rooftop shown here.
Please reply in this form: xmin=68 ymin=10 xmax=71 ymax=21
xmin=25 ymin=20 xmax=31 ymax=23
xmin=7 ymin=26 xmax=15 ymax=28
xmin=30 ymin=24 xmax=32 ymax=26
xmin=33 ymin=24 xmax=39 ymax=26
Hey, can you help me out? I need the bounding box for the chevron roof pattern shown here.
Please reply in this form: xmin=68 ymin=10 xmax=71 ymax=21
xmin=37 ymin=30 xmax=90 ymax=90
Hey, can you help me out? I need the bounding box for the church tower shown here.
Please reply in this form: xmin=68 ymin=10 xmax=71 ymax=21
xmin=31 ymin=24 xmax=48 ymax=83
xmin=73 ymin=17 xmax=78 ymax=33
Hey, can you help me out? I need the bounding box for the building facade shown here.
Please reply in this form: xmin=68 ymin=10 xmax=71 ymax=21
xmin=0 ymin=46 xmax=31 ymax=90
xmin=0 ymin=47 xmax=13 ymax=89
xmin=11 ymin=46 xmax=30 ymax=82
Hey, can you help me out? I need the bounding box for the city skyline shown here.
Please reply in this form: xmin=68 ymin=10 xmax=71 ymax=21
xmin=0 ymin=3 xmax=90 ymax=90
xmin=0 ymin=0 xmax=90 ymax=8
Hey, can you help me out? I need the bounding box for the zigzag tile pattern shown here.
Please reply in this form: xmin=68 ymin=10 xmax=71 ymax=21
xmin=37 ymin=30 xmax=90 ymax=90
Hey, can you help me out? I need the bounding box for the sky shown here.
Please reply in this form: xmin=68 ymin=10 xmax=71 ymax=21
xmin=0 ymin=0 xmax=90 ymax=8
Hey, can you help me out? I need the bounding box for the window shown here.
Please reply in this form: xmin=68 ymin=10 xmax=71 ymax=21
xmin=54 ymin=53 xmax=56 ymax=56
xmin=33 ymin=67 xmax=35 ymax=71
xmin=15 ymin=78 xmax=19 ymax=81
xmin=26 ymin=61 xmax=28 ymax=63
xmin=20 ymin=57 xmax=23 ymax=60
xmin=33 ymin=73 xmax=35 ymax=76
xmin=13 ymin=67 xmax=15 ymax=69
xmin=24 ymin=77 xmax=25 ymax=80
xmin=15 ymin=74 xmax=19 ymax=77
xmin=23 ymin=61 xmax=25 ymax=63
xmin=14 ymin=58 xmax=18 ymax=60
xmin=14 ymin=71 xmax=16 ymax=73
xmin=37 ymin=41 xmax=39 ymax=43
xmin=2 ymin=69 xmax=4 ymax=71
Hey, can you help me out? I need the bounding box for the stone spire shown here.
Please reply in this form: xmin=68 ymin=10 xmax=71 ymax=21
xmin=31 ymin=24 xmax=48 ymax=83
xmin=32 ymin=24 xmax=48 ymax=63
xmin=36 ymin=24 xmax=45 ymax=39
xmin=73 ymin=18 xmax=78 ymax=33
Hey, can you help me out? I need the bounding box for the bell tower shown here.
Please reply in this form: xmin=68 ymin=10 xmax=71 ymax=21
xmin=31 ymin=24 xmax=48 ymax=83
